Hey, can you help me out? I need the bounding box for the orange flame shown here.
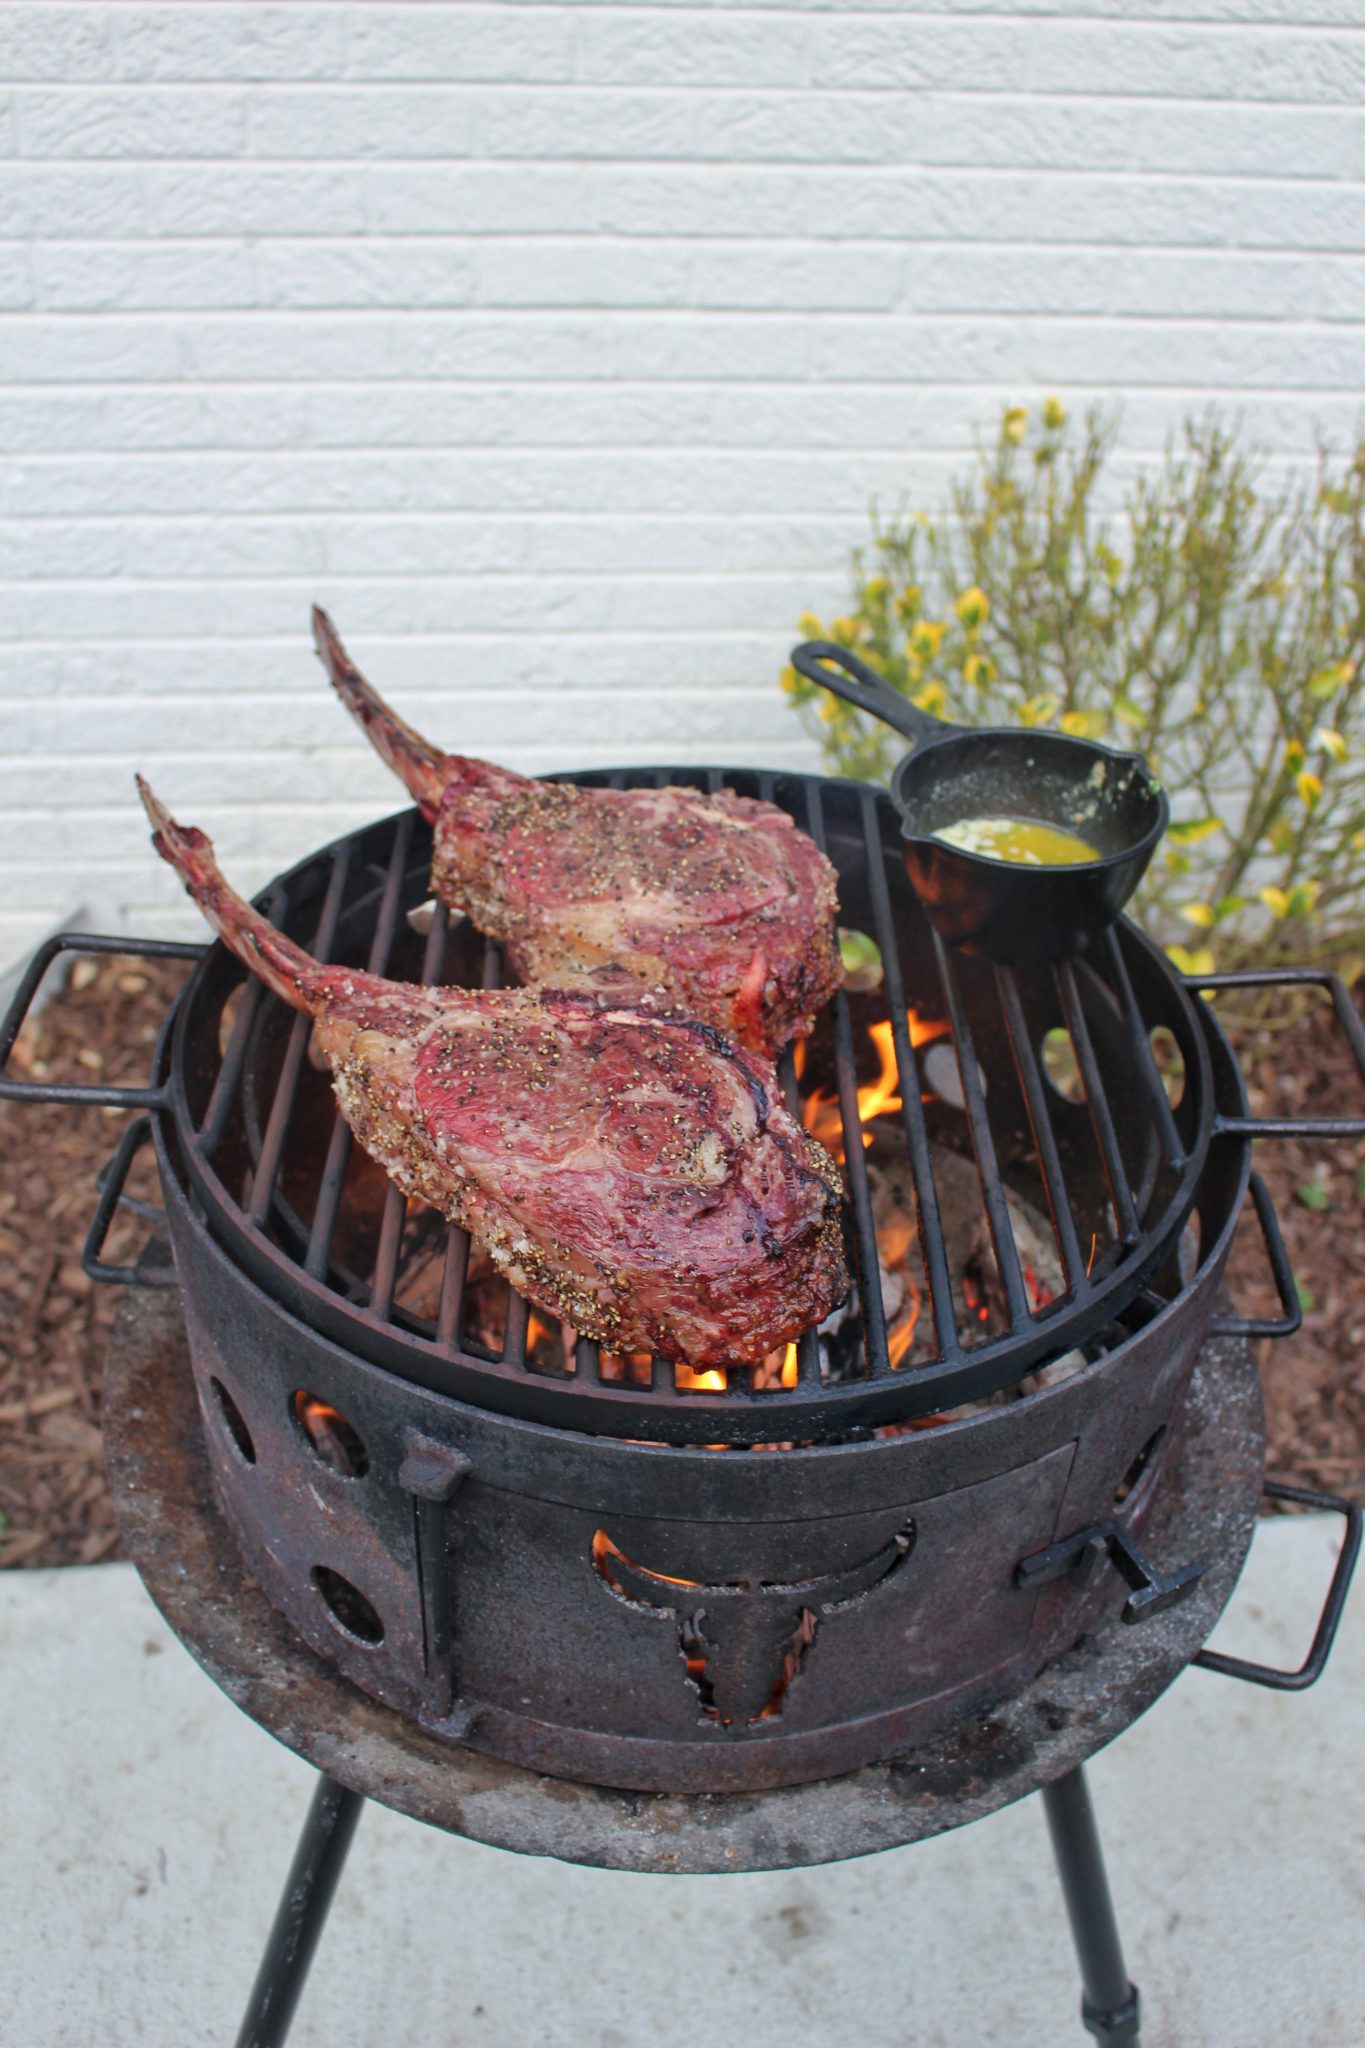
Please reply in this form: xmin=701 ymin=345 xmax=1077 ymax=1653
xmin=885 ymin=1274 xmax=923 ymax=1367
xmin=675 ymin=1363 xmax=727 ymax=1392
xmin=780 ymin=1342 xmax=798 ymax=1389
xmin=801 ymin=1011 xmax=946 ymax=1159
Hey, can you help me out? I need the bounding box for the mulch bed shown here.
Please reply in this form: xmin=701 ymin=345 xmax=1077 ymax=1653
xmin=1 ymin=957 xmax=1362 ymax=1572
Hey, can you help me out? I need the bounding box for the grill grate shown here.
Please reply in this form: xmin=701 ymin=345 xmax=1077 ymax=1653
xmin=165 ymin=769 xmax=1214 ymax=1444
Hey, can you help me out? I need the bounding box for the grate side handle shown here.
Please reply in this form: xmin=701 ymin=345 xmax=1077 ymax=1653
xmin=0 ymin=933 xmax=202 ymax=1109
xmin=1195 ymin=969 xmax=1365 ymax=1138
xmin=1206 ymin=1171 xmax=1301 ymax=1341
xmin=1193 ymin=1481 xmax=1361 ymax=1691
xmin=83 ymin=1114 xmax=176 ymax=1288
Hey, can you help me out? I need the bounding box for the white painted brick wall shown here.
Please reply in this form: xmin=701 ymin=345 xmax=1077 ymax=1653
xmin=2 ymin=0 xmax=1365 ymax=960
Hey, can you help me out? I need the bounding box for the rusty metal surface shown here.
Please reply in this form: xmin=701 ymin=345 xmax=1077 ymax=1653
xmin=102 ymin=1271 xmax=1264 ymax=1875
xmin=157 ymin=1123 xmax=1239 ymax=1794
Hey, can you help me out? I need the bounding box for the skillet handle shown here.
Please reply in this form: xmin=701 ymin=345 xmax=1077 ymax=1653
xmin=790 ymin=641 xmax=951 ymax=748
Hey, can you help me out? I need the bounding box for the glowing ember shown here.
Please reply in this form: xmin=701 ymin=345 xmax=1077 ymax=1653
xmin=1025 ymin=1265 xmax=1054 ymax=1311
xmin=961 ymin=1271 xmax=992 ymax=1325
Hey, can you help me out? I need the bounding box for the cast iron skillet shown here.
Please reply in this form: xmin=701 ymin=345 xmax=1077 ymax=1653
xmin=792 ymin=640 xmax=1169 ymax=969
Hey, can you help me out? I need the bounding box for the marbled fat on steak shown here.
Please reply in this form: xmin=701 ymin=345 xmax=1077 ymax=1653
xmin=312 ymin=608 xmax=843 ymax=1056
xmin=138 ymin=781 xmax=847 ymax=1369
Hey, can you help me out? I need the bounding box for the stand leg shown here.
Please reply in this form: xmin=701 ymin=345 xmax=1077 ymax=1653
xmin=1042 ymin=1765 xmax=1141 ymax=2047
xmin=235 ymin=1774 xmax=366 ymax=2048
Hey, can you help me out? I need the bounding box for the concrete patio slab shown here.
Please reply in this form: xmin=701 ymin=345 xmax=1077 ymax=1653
xmin=2 ymin=1514 xmax=1361 ymax=2048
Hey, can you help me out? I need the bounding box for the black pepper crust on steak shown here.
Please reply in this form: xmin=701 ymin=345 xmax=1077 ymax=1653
xmin=312 ymin=607 xmax=843 ymax=1056
xmin=137 ymin=779 xmax=848 ymax=1369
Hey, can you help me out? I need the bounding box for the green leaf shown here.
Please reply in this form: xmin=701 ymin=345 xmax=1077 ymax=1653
xmin=1308 ymin=662 xmax=1349 ymax=702
xmin=1167 ymin=816 xmax=1223 ymax=845
xmin=1295 ymin=1179 xmax=1331 ymax=1212
xmin=1295 ymin=1281 xmax=1318 ymax=1313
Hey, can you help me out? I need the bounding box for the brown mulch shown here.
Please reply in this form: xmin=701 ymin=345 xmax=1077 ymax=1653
xmin=0 ymin=954 xmax=191 ymax=1569
xmin=1220 ymin=985 xmax=1365 ymax=1504
xmin=1 ymin=958 xmax=1362 ymax=1573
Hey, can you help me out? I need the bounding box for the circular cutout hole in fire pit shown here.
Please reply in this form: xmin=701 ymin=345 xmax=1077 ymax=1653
xmin=291 ymin=1391 xmax=370 ymax=1479
xmin=311 ymin=1566 xmax=385 ymax=1646
xmin=208 ymin=1376 xmax=255 ymax=1466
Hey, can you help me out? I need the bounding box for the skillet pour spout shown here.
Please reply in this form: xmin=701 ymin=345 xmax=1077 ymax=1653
xmin=791 ymin=640 xmax=1169 ymax=969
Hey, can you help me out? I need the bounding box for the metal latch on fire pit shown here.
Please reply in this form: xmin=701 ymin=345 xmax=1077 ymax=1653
xmin=1015 ymin=1520 xmax=1205 ymax=1624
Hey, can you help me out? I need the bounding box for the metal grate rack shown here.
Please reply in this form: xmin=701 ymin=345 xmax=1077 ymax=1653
xmin=160 ymin=769 xmax=1217 ymax=1443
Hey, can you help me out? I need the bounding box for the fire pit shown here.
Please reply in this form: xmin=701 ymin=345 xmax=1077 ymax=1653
xmin=3 ymin=766 xmax=1361 ymax=2048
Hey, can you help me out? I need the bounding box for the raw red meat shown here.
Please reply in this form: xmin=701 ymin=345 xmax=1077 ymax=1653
xmin=312 ymin=608 xmax=842 ymax=1055
xmin=138 ymin=780 xmax=847 ymax=1369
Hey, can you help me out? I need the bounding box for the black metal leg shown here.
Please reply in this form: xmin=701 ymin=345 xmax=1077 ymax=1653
xmin=1042 ymin=1765 xmax=1141 ymax=2047
xmin=235 ymin=1773 xmax=366 ymax=2048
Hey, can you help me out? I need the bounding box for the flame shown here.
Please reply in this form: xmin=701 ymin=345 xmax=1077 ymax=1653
xmin=801 ymin=1011 xmax=946 ymax=1159
xmin=885 ymin=1274 xmax=923 ymax=1367
xmin=592 ymin=1529 xmax=699 ymax=1589
xmin=780 ymin=1342 xmax=798 ymax=1389
xmin=675 ymin=1363 xmax=727 ymax=1392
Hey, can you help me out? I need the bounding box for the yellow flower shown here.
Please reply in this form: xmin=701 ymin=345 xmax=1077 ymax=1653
xmin=1284 ymin=739 xmax=1306 ymax=773
xmin=1042 ymin=395 xmax=1068 ymax=431
xmin=797 ymin=611 xmax=824 ymax=641
xmin=909 ymin=619 xmax=946 ymax=661
xmin=954 ymin=585 xmax=990 ymax=629
xmin=1003 ymin=406 xmax=1028 ymax=445
xmin=1180 ymin=903 xmax=1216 ymax=929
xmin=913 ymin=679 xmax=947 ymax=717
xmin=894 ymin=586 xmax=922 ymax=626
xmin=1017 ymin=693 xmax=1060 ymax=729
xmin=1060 ymin=708 xmax=1109 ymax=740
xmin=1296 ymin=769 xmax=1323 ymax=808
xmin=1166 ymin=944 xmax=1216 ymax=979
xmin=1315 ymin=727 xmax=1349 ymax=763
xmin=829 ymin=615 xmax=862 ymax=647
xmin=1259 ymin=886 xmax=1291 ymax=919
xmin=779 ymin=664 xmax=799 ymax=697
xmin=962 ymin=652 xmax=997 ymax=689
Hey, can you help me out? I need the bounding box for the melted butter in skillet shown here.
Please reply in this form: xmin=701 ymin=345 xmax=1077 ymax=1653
xmin=932 ymin=815 xmax=1101 ymax=865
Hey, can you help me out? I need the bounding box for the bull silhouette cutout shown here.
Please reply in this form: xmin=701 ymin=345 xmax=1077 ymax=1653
xmin=593 ymin=1522 xmax=915 ymax=1728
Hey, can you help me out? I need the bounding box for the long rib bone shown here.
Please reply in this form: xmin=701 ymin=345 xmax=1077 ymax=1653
xmin=139 ymin=779 xmax=847 ymax=1369
xmin=310 ymin=607 xmax=843 ymax=1055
